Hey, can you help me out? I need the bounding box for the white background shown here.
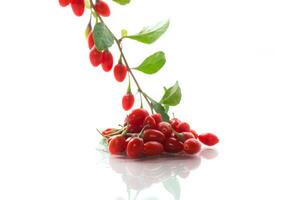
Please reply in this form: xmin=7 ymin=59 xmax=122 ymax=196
xmin=0 ymin=0 xmax=300 ymax=199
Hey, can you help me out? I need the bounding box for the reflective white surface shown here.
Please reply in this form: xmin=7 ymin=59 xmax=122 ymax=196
xmin=97 ymin=148 xmax=217 ymax=200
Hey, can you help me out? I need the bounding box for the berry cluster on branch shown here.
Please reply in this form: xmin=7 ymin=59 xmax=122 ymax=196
xmin=59 ymin=0 xmax=219 ymax=158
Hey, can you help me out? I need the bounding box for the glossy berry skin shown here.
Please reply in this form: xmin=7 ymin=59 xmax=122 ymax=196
xmin=59 ymin=0 xmax=70 ymax=7
xmin=127 ymin=124 xmax=143 ymax=134
xmin=143 ymin=129 xmax=166 ymax=144
xmin=126 ymin=137 xmax=144 ymax=158
xmin=114 ymin=64 xmax=127 ymax=82
xmin=164 ymin=137 xmax=183 ymax=153
xmin=151 ymin=113 xmax=162 ymax=125
xmin=101 ymin=50 xmax=113 ymax=72
xmin=198 ymin=133 xmax=219 ymax=146
xmin=70 ymin=0 xmax=85 ymax=17
xmin=89 ymin=47 xmax=102 ymax=67
xmin=144 ymin=141 xmax=164 ymax=156
xmin=108 ymin=135 xmax=126 ymax=154
xmin=176 ymin=132 xmax=195 ymax=142
xmin=87 ymin=32 xmax=94 ymax=49
xmin=176 ymin=122 xmax=191 ymax=132
xmin=126 ymin=109 xmax=149 ymax=133
xmin=143 ymin=116 xmax=157 ymax=129
xmin=170 ymin=118 xmax=181 ymax=130
xmin=183 ymin=138 xmax=201 ymax=154
xmin=122 ymin=93 xmax=135 ymax=111
xmin=94 ymin=0 xmax=110 ymax=17
xmin=158 ymin=122 xmax=173 ymax=138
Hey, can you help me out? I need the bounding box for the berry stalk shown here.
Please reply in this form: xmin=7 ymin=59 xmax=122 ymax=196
xmin=89 ymin=0 xmax=154 ymax=113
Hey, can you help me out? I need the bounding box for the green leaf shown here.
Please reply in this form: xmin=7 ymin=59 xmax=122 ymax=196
xmin=163 ymin=104 xmax=170 ymax=113
xmin=148 ymin=99 xmax=169 ymax=122
xmin=126 ymin=20 xmax=170 ymax=44
xmin=113 ymin=0 xmax=131 ymax=5
xmin=135 ymin=51 xmax=166 ymax=74
xmin=163 ymin=176 xmax=181 ymax=200
xmin=152 ymin=101 xmax=170 ymax=122
xmin=160 ymin=81 xmax=181 ymax=106
xmin=93 ymin=23 xmax=114 ymax=51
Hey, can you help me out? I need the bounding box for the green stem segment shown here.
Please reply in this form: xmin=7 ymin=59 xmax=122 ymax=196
xmin=89 ymin=0 xmax=154 ymax=114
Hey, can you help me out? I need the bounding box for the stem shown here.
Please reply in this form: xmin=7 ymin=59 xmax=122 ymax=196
xmin=89 ymin=0 xmax=154 ymax=114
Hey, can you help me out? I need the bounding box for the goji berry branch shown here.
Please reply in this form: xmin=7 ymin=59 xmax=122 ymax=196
xmin=89 ymin=0 xmax=154 ymax=114
xmin=60 ymin=0 xmax=220 ymax=159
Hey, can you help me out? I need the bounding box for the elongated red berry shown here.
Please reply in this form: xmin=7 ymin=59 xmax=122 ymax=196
xmin=126 ymin=108 xmax=149 ymax=133
xmin=87 ymin=32 xmax=94 ymax=49
xmin=89 ymin=47 xmax=102 ymax=67
xmin=143 ymin=129 xmax=166 ymax=143
xmin=164 ymin=137 xmax=183 ymax=153
xmin=114 ymin=64 xmax=127 ymax=82
xmin=183 ymin=138 xmax=201 ymax=154
xmin=59 ymin=0 xmax=70 ymax=7
xmin=198 ymin=133 xmax=219 ymax=146
xmin=122 ymin=92 xmax=135 ymax=111
xmin=170 ymin=118 xmax=181 ymax=130
xmin=70 ymin=0 xmax=85 ymax=16
xmin=101 ymin=50 xmax=113 ymax=72
xmin=175 ymin=132 xmax=195 ymax=142
xmin=176 ymin=122 xmax=191 ymax=132
xmin=144 ymin=141 xmax=164 ymax=156
xmin=151 ymin=113 xmax=162 ymax=125
xmin=109 ymin=135 xmax=126 ymax=154
xmin=94 ymin=0 xmax=110 ymax=17
xmin=143 ymin=116 xmax=157 ymax=129
xmin=158 ymin=122 xmax=173 ymax=138
xmin=126 ymin=137 xmax=144 ymax=158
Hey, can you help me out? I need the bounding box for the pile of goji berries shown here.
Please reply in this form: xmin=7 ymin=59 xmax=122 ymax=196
xmin=99 ymin=108 xmax=219 ymax=158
